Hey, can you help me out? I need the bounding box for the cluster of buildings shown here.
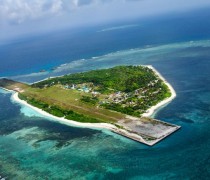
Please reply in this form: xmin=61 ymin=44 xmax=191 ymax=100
xmin=102 ymin=79 xmax=162 ymax=107
xmin=63 ymin=79 xmax=162 ymax=108
xmin=63 ymin=83 xmax=100 ymax=96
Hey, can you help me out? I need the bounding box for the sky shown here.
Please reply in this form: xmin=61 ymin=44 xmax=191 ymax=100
xmin=1 ymin=0 xmax=210 ymax=41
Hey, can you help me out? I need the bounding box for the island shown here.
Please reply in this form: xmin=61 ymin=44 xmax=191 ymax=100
xmin=0 ymin=65 xmax=180 ymax=146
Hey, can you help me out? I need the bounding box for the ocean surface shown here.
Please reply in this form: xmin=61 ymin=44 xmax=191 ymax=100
xmin=0 ymin=9 xmax=210 ymax=179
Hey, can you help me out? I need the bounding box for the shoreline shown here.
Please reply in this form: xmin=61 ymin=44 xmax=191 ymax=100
xmin=0 ymin=87 xmax=13 ymax=92
xmin=31 ymin=65 xmax=176 ymax=118
xmin=11 ymin=92 xmax=152 ymax=145
xmin=1 ymin=65 xmax=178 ymax=146
xmin=141 ymin=65 xmax=176 ymax=117
xmin=12 ymin=92 xmax=173 ymax=146
xmin=12 ymin=92 xmax=117 ymax=130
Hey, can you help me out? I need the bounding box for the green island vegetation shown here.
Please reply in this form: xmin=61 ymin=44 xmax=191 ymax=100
xmin=0 ymin=65 xmax=181 ymax=145
xmin=32 ymin=66 xmax=171 ymax=117
xmin=0 ymin=66 xmax=171 ymax=124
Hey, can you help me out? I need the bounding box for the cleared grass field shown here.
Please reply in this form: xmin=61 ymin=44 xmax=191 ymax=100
xmin=0 ymin=71 xmax=180 ymax=146
xmin=23 ymin=85 xmax=125 ymax=123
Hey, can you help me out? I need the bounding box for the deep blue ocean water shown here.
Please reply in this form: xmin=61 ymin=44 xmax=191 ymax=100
xmin=0 ymin=9 xmax=210 ymax=179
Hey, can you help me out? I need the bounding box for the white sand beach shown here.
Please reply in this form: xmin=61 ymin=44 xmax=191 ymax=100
xmin=0 ymin=87 xmax=13 ymax=92
xmin=28 ymin=65 xmax=176 ymax=119
xmin=11 ymin=92 xmax=150 ymax=144
xmin=141 ymin=65 xmax=176 ymax=117
xmin=12 ymin=92 xmax=116 ymax=130
xmin=6 ymin=65 xmax=178 ymax=146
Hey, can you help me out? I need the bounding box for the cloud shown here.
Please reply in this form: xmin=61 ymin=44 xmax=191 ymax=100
xmin=1 ymin=0 xmax=210 ymax=25
xmin=1 ymin=0 xmax=210 ymax=41
xmin=0 ymin=0 xmax=67 ymax=24
xmin=0 ymin=0 xmax=114 ymax=24
xmin=74 ymin=0 xmax=94 ymax=6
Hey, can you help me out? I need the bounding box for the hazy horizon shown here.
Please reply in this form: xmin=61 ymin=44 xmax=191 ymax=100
xmin=1 ymin=0 xmax=210 ymax=42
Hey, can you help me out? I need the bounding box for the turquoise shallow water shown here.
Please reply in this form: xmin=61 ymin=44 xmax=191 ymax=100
xmin=0 ymin=39 xmax=210 ymax=179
